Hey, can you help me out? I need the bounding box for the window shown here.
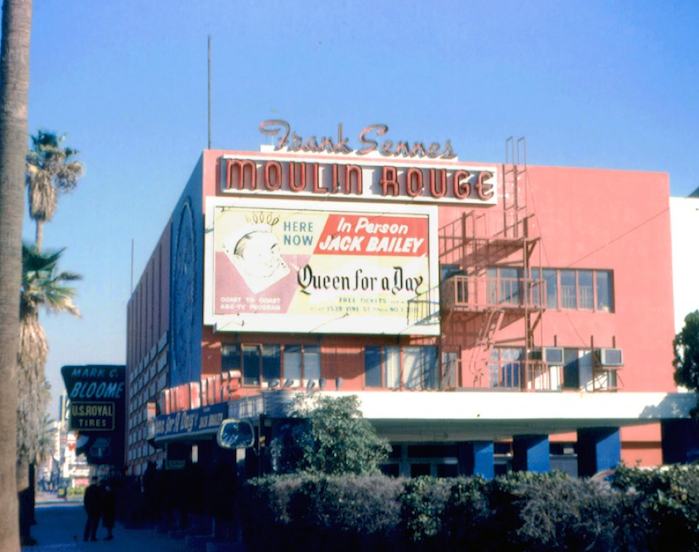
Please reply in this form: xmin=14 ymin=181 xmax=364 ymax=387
xmin=238 ymin=344 xmax=282 ymax=386
xmin=544 ymin=269 xmax=558 ymax=309
xmin=282 ymin=344 xmax=320 ymax=385
xmin=562 ymin=348 xmax=595 ymax=391
xmin=441 ymin=264 xmax=466 ymax=303
xmin=222 ymin=343 xmax=241 ymax=372
xmin=578 ymin=271 xmax=594 ymax=310
xmin=365 ymin=345 xmax=438 ymax=390
xmin=560 ymin=270 xmax=577 ymax=309
xmin=562 ymin=348 xmax=579 ymax=390
xmin=488 ymin=267 xmax=521 ymax=306
xmin=488 ymin=347 xmax=522 ymax=388
xmin=405 ymin=347 xmax=439 ymax=390
xmin=596 ymin=271 xmax=613 ymax=312
xmin=222 ymin=343 xmax=317 ymax=387
xmin=528 ymin=268 xmax=614 ymax=312
xmin=366 ymin=346 xmax=400 ymax=389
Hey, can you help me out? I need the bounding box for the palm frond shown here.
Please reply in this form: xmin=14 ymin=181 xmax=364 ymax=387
xmin=26 ymin=130 xmax=84 ymax=222
xmin=17 ymin=245 xmax=81 ymax=466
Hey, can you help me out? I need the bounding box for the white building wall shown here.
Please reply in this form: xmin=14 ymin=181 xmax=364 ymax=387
xmin=671 ymin=196 xmax=699 ymax=334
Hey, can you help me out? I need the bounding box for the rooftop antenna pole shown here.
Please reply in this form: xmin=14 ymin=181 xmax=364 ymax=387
xmin=130 ymin=238 xmax=134 ymax=292
xmin=208 ymin=35 xmax=212 ymax=149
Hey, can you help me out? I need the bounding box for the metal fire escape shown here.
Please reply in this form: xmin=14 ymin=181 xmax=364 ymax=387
xmin=440 ymin=137 xmax=547 ymax=390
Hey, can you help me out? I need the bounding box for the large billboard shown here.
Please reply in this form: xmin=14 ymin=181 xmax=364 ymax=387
xmin=204 ymin=199 xmax=439 ymax=335
xmin=60 ymin=365 xmax=125 ymax=465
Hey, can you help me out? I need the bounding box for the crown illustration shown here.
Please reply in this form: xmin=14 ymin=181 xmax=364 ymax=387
xmin=221 ymin=211 xmax=280 ymax=257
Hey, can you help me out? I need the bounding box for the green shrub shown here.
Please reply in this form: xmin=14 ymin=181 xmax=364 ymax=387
xmin=242 ymin=467 xmax=699 ymax=552
xmin=242 ymin=474 xmax=402 ymax=552
xmin=441 ymin=476 xmax=490 ymax=552
xmin=613 ymin=465 xmax=699 ymax=552
xmin=516 ymin=473 xmax=621 ymax=552
xmin=400 ymin=476 xmax=451 ymax=552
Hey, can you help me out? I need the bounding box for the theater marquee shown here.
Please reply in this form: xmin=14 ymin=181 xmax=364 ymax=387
xmin=219 ymin=152 xmax=498 ymax=206
xmin=204 ymin=198 xmax=440 ymax=335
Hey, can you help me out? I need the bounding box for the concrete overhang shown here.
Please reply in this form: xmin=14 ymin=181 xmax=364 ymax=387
xmin=353 ymin=391 xmax=696 ymax=442
xmin=240 ymin=389 xmax=696 ymax=443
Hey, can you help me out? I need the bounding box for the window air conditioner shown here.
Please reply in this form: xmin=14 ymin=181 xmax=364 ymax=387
xmin=543 ymin=347 xmax=565 ymax=365
xmin=596 ymin=348 xmax=624 ymax=367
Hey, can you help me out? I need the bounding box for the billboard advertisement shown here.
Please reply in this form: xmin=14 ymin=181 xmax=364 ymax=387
xmin=205 ymin=199 xmax=439 ymax=335
xmin=60 ymin=365 xmax=126 ymax=465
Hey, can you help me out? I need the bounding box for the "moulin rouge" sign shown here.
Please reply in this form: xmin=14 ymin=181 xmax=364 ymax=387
xmin=220 ymin=122 xmax=498 ymax=205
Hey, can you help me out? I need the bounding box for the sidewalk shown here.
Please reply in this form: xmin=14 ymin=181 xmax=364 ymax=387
xmin=22 ymin=499 xmax=241 ymax=552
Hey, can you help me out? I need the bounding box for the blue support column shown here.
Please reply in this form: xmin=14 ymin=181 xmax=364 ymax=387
xmin=662 ymin=419 xmax=699 ymax=464
xmin=458 ymin=442 xmax=494 ymax=479
xmin=577 ymin=427 xmax=620 ymax=477
xmin=513 ymin=435 xmax=550 ymax=473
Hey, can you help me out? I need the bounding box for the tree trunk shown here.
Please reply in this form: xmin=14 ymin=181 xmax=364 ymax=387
xmin=35 ymin=218 xmax=42 ymax=251
xmin=0 ymin=1 xmax=33 ymax=551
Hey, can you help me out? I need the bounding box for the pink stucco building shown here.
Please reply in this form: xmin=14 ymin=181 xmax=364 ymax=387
xmin=125 ymin=127 xmax=694 ymax=478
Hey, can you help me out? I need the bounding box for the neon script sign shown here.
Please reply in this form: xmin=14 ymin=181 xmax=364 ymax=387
xmin=259 ymin=120 xmax=456 ymax=160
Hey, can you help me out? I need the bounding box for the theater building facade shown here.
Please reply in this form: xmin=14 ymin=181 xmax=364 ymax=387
xmin=125 ymin=123 xmax=696 ymax=479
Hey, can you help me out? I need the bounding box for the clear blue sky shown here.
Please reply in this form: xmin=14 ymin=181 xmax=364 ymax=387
xmin=11 ymin=0 xmax=699 ymax=417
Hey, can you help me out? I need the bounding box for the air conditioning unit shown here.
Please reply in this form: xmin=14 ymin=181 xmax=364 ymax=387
xmin=596 ymin=348 xmax=624 ymax=367
xmin=543 ymin=347 xmax=565 ymax=365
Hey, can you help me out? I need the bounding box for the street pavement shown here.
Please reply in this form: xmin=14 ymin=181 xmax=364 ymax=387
xmin=22 ymin=497 xmax=197 ymax=552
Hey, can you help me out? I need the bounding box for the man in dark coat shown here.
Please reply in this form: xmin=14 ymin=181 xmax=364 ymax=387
xmin=83 ymin=477 xmax=102 ymax=542
xmin=102 ymin=482 xmax=116 ymax=540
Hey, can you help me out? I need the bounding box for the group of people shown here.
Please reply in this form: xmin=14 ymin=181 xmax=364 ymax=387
xmin=83 ymin=476 xmax=117 ymax=542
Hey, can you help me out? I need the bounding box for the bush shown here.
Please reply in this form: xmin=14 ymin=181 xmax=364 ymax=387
xmin=243 ymin=474 xmax=402 ymax=552
xmin=441 ymin=476 xmax=490 ymax=552
xmin=516 ymin=473 xmax=621 ymax=552
xmin=613 ymin=465 xmax=699 ymax=552
xmin=243 ymin=467 xmax=699 ymax=552
xmin=400 ymin=477 xmax=452 ymax=552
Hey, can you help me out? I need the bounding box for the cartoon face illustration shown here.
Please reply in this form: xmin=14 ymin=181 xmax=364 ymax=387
xmin=234 ymin=230 xmax=285 ymax=279
xmin=222 ymin=223 xmax=290 ymax=294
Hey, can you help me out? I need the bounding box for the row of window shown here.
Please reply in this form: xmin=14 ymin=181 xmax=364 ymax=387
xmin=455 ymin=266 xmax=615 ymax=312
xmin=223 ymin=343 xmax=321 ymax=387
xmin=531 ymin=268 xmax=613 ymax=312
xmin=489 ymin=347 xmax=616 ymax=391
xmin=222 ymin=343 xmax=440 ymax=390
xmin=222 ymin=343 xmax=616 ymax=391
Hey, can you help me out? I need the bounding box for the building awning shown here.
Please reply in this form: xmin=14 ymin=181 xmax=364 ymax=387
xmin=153 ymin=402 xmax=228 ymax=443
xmin=229 ymin=389 xmax=696 ymax=443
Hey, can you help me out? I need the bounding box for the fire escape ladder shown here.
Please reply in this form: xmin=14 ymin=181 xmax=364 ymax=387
xmin=438 ymin=137 xmax=546 ymax=390
xmin=467 ymin=307 xmax=503 ymax=386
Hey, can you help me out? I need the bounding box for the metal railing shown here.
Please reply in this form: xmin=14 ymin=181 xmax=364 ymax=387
xmin=442 ymin=275 xmax=546 ymax=311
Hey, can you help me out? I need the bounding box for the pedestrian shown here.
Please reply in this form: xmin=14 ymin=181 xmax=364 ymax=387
xmin=83 ymin=476 xmax=102 ymax=542
xmin=102 ymin=482 xmax=117 ymax=540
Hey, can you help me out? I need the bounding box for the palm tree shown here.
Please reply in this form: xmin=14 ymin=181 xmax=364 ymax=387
xmin=0 ymin=1 xmax=33 ymax=550
xmin=17 ymin=245 xmax=81 ymax=482
xmin=17 ymin=247 xmax=78 ymax=545
xmin=25 ymin=131 xmax=84 ymax=250
xmin=35 ymin=413 xmax=57 ymax=471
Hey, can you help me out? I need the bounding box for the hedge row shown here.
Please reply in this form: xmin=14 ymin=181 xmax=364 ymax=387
xmin=241 ymin=466 xmax=699 ymax=552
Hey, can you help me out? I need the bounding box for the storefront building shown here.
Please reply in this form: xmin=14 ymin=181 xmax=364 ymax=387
xmin=126 ymin=123 xmax=696 ymax=479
